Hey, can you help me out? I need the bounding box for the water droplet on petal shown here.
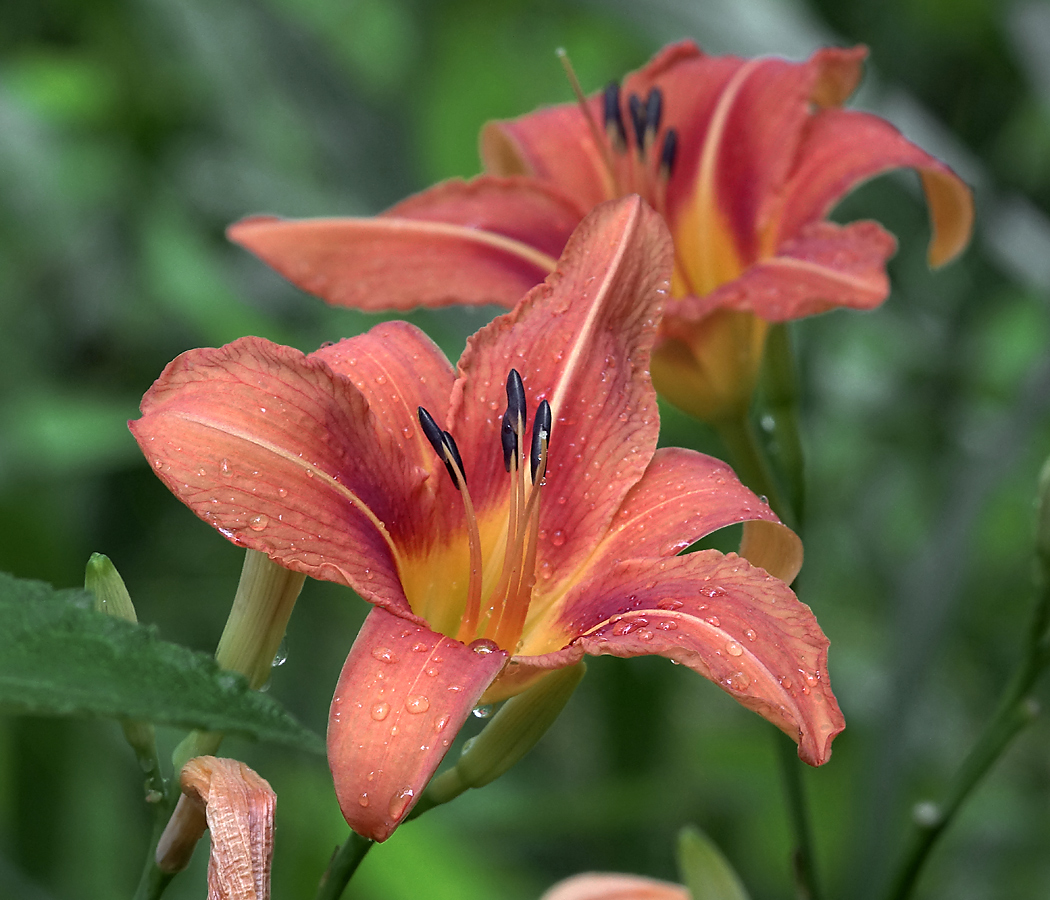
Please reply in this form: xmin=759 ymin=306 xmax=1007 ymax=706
xmin=472 ymin=705 xmax=492 ymax=719
xmin=471 ymin=639 xmax=500 ymax=655
xmin=405 ymin=695 xmax=430 ymax=714
xmin=371 ymin=702 xmax=390 ymax=721
xmin=745 ymin=629 xmax=757 ymax=642
xmin=550 ymin=529 xmax=566 ymax=547
xmin=248 ymin=515 xmax=268 ymax=532
xmin=726 ymin=641 xmax=743 ymax=657
xmin=412 ymin=642 xmax=428 ymax=653
xmin=705 ymin=615 xmax=721 ymax=628
xmin=220 ymin=458 xmax=231 ymax=476
xmin=388 ymin=787 xmax=415 ymax=819
xmin=434 ymin=715 xmax=451 ymax=733
xmin=371 ymin=647 xmax=398 ymax=664
xmin=277 ymin=487 xmax=288 ymax=498
xmin=358 ymin=793 xmax=370 ymax=808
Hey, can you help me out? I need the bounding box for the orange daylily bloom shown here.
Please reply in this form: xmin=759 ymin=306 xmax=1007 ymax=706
xmin=229 ymin=41 xmax=973 ymax=421
xmin=132 ymin=198 xmax=843 ymax=843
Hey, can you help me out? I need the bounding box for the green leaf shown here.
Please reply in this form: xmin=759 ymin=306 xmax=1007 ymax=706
xmin=0 ymin=570 xmax=324 ymax=755
xmin=676 ymin=825 xmax=751 ymax=900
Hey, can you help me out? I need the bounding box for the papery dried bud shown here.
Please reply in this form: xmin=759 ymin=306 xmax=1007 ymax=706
xmin=157 ymin=756 xmax=276 ymax=900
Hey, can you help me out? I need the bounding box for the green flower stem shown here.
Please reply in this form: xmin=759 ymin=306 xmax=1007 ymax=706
xmin=711 ymin=413 xmax=795 ymax=533
xmin=709 ymin=362 xmax=818 ymax=900
xmin=882 ymin=465 xmax=1050 ymax=900
xmin=315 ymin=831 xmax=374 ymax=900
xmin=773 ymin=731 xmax=821 ymax=900
xmin=131 ymin=784 xmax=181 ymax=900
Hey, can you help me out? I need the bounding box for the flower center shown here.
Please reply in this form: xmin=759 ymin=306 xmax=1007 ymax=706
xmin=418 ymin=369 xmax=551 ymax=653
xmin=557 ymin=51 xmax=678 ymax=216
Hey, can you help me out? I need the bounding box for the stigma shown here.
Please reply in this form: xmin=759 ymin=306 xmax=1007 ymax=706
xmin=418 ymin=369 xmax=552 ymax=653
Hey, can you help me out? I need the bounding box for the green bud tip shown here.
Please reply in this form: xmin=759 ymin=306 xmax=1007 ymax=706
xmin=85 ymin=552 xmax=138 ymax=623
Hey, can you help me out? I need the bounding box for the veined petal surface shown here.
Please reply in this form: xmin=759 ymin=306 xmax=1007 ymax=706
xmin=519 ymin=552 xmax=842 ymax=765
xmin=130 ymin=337 xmax=424 ymax=613
xmin=674 ymin=220 xmax=897 ymax=322
xmin=776 ymin=107 xmax=973 ymax=266
xmin=328 ymin=608 xmax=507 ymax=841
xmin=228 ymin=214 xmax=555 ymax=311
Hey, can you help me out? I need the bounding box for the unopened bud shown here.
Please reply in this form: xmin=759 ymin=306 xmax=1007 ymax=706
xmin=85 ymin=553 xmax=159 ymax=778
xmin=85 ymin=552 xmax=138 ymax=622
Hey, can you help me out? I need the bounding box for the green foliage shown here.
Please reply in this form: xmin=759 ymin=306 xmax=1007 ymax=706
xmin=0 ymin=570 xmax=324 ymax=754
xmin=677 ymin=825 xmax=752 ymax=900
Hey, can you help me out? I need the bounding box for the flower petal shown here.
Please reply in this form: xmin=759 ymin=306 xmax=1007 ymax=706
xmin=386 ymin=176 xmax=583 ymax=261
xmin=327 ymin=607 xmax=507 ymax=842
xmin=776 ymin=107 xmax=974 ymax=267
xmin=312 ymin=321 xmax=457 ymax=480
xmin=481 ymin=107 xmax=613 ymax=212
xmin=447 ymin=196 xmax=674 ymax=598
xmin=585 ymin=447 xmax=802 ymax=584
xmin=541 ymin=873 xmax=689 ymax=900
xmin=671 ymin=220 xmax=897 ymax=323
xmin=227 ymin=204 xmax=559 ymax=313
xmin=521 ymin=552 xmax=843 ymax=765
xmin=129 ymin=336 xmax=425 ymax=614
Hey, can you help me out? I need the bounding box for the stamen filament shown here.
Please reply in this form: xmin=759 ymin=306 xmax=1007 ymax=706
xmin=493 ymin=434 xmax=548 ymax=650
xmin=557 ymin=47 xmax=619 ymax=197
xmin=418 ymin=406 xmax=485 ymax=641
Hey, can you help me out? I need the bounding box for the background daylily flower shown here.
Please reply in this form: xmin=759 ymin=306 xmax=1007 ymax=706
xmin=228 ymin=40 xmax=974 ymax=422
xmin=131 ymin=197 xmax=843 ymax=843
xmin=540 ymin=873 xmax=689 ymax=900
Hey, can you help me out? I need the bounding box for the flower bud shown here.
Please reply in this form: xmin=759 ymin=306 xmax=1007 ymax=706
xmin=651 ymin=310 xmax=769 ymax=424
xmin=84 ymin=553 xmax=159 ymax=781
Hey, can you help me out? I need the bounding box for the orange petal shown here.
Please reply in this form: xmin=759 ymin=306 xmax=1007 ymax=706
xmin=327 ymin=607 xmax=507 ymax=841
xmin=312 ymin=321 xmax=457 ymax=481
xmin=549 ymin=552 xmax=844 ymax=766
xmin=129 ymin=336 xmax=424 ymax=614
xmin=807 ymin=45 xmax=867 ymax=109
xmin=673 ymin=220 xmax=897 ymax=323
xmin=227 ymin=183 xmax=565 ymax=312
xmin=776 ymin=107 xmax=974 ymax=267
xmin=588 ymin=447 xmax=802 ymax=584
xmin=481 ymin=110 xmax=613 ymax=211
xmin=541 ymin=873 xmax=689 ymax=900
xmin=447 ymin=197 xmax=673 ymax=598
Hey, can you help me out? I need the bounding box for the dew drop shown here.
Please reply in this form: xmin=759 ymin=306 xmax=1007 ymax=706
xmin=220 ymin=458 xmax=231 ymax=476
xmin=725 ymin=670 xmax=751 ymax=690
xmin=412 ymin=642 xmax=428 ymax=653
xmin=277 ymin=487 xmax=288 ymax=498
xmin=425 ymin=667 xmax=440 ymax=677
xmin=389 ymin=787 xmax=415 ymax=819
xmin=471 ymin=639 xmax=500 ymax=655
xmin=704 ymin=615 xmax=721 ymax=627
xmin=371 ymin=647 xmax=398 ymax=664
xmin=248 ymin=514 xmax=269 ymax=532
xmin=472 ymin=705 xmax=493 ymax=719
xmin=745 ymin=628 xmax=757 ymax=642
xmin=358 ymin=793 xmax=370 ymax=808
xmin=726 ymin=641 xmax=743 ymax=657
xmin=434 ymin=715 xmax=451 ymax=733
xmin=271 ymin=642 xmax=288 ymax=667
xmin=405 ymin=695 xmax=430 ymax=714
xmin=657 ymin=620 xmax=677 ymax=631
xmin=550 ymin=529 xmax=566 ymax=547
xmin=370 ymin=701 xmax=390 ymax=721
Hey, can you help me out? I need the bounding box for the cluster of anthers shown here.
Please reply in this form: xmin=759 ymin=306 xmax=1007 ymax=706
xmin=559 ymin=51 xmax=678 ymax=214
xmin=417 ymin=369 xmax=552 ymax=654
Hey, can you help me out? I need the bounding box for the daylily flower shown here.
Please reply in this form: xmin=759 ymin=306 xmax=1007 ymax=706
xmin=228 ymin=41 xmax=973 ymax=422
xmin=132 ymin=198 xmax=843 ymax=843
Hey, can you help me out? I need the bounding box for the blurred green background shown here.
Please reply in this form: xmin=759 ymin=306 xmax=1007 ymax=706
xmin=2 ymin=0 xmax=1049 ymax=898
